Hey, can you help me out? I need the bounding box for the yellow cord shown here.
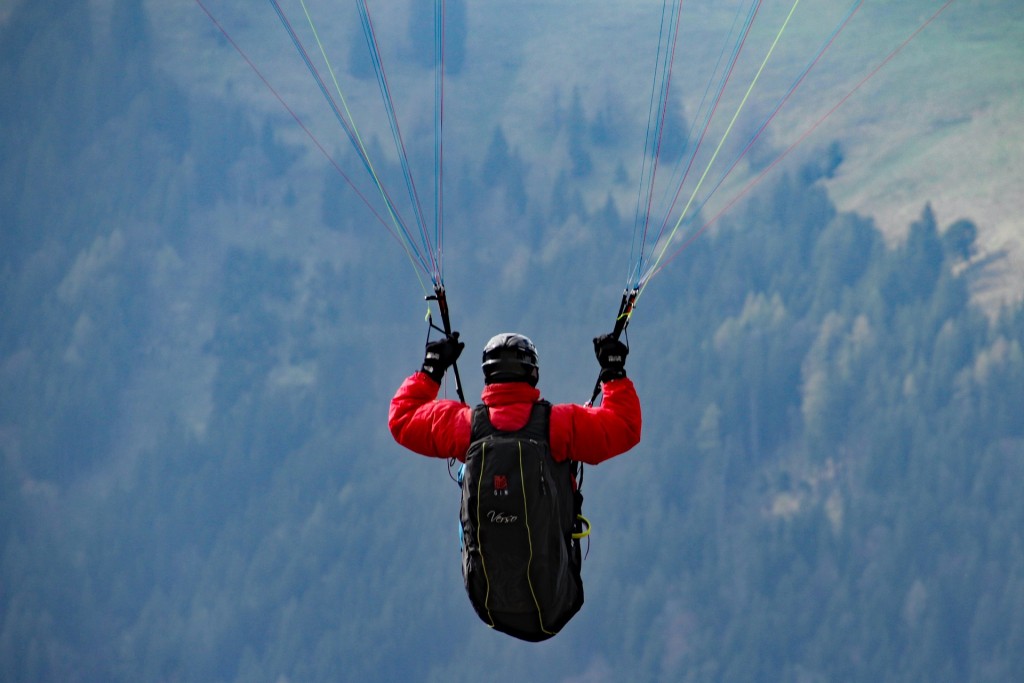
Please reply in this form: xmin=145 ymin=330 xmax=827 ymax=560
xmin=572 ymin=514 xmax=591 ymax=540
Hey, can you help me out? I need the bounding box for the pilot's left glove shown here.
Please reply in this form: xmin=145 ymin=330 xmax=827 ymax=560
xmin=422 ymin=332 xmax=465 ymax=383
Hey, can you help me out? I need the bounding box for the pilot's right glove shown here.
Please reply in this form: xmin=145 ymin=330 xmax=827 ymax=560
xmin=594 ymin=334 xmax=628 ymax=383
xmin=422 ymin=332 xmax=464 ymax=383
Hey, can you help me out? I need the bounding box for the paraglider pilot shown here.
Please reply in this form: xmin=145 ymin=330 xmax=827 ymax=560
xmin=389 ymin=331 xmax=641 ymax=641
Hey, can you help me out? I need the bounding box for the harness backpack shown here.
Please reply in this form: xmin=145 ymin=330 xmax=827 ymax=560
xmin=459 ymin=400 xmax=585 ymax=642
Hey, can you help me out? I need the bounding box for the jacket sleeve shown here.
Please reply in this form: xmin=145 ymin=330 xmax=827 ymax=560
xmin=549 ymin=377 xmax=642 ymax=465
xmin=388 ymin=371 xmax=472 ymax=460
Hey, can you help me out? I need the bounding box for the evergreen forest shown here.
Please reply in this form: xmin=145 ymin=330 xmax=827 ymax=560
xmin=2 ymin=1 xmax=1023 ymax=682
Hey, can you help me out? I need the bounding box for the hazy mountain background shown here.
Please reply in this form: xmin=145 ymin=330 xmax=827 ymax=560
xmin=2 ymin=1 xmax=1023 ymax=681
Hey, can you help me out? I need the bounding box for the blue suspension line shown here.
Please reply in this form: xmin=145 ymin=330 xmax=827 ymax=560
xmin=635 ymin=0 xmax=762 ymax=284
xmin=629 ymin=0 xmax=677 ymax=289
xmin=647 ymin=0 xmax=754 ymax=247
xmin=652 ymin=0 xmax=865 ymax=270
xmin=356 ymin=0 xmax=438 ymax=282
xmin=434 ymin=0 xmax=445 ymax=284
xmin=266 ymin=0 xmax=432 ymax=278
xmin=639 ymin=0 xmax=682 ymax=263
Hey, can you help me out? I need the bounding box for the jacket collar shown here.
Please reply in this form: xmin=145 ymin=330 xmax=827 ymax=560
xmin=481 ymin=381 xmax=540 ymax=406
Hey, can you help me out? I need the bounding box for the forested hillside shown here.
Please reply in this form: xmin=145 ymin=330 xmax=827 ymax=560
xmin=2 ymin=1 xmax=1023 ymax=682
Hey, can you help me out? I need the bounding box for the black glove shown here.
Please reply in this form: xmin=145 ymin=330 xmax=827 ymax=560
xmin=594 ymin=333 xmax=628 ymax=383
xmin=422 ymin=332 xmax=464 ymax=383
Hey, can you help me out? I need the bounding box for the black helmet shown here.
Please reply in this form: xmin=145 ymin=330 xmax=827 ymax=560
xmin=482 ymin=333 xmax=539 ymax=386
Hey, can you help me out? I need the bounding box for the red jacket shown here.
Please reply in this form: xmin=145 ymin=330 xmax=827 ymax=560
xmin=388 ymin=372 xmax=642 ymax=464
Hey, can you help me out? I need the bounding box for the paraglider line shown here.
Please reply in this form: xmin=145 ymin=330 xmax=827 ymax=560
xmin=638 ymin=0 xmax=763 ymax=286
xmin=268 ymin=0 xmax=428 ymax=275
xmin=290 ymin=0 xmax=417 ymax=242
xmin=629 ymin=0 xmax=676 ymax=286
xmin=357 ymin=0 xmax=438 ymax=280
xmin=643 ymin=0 xmax=959 ymax=287
xmin=270 ymin=0 xmax=439 ymax=285
xmin=648 ymin=0 xmax=754 ymax=272
xmin=641 ymin=0 xmax=802 ymax=293
xmin=660 ymin=0 xmax=864 ymax=262
xmin=637 ymin=0 xmax=685 ymax=268
xmin=194 ymin=1 xmax=389 ymax=231
xmin=195 ymin=0 xmax=433 ymax=294
xmin=435 ymin=0 xmax=446 ymax=283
